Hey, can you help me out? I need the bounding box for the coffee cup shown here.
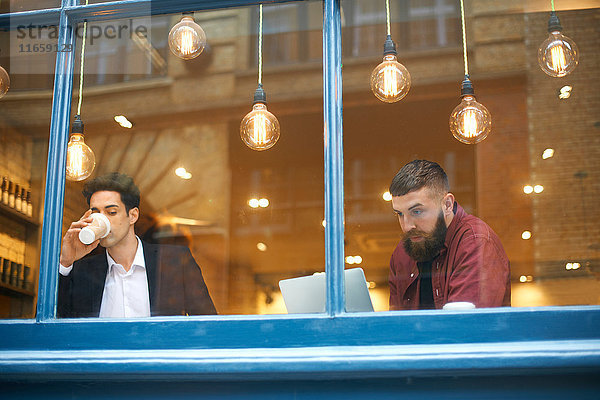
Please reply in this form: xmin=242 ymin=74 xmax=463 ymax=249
xmin=442 ymin=302 xmax=476 ymax=310
xmin=78 ymin=213 xmax=111 ymax=244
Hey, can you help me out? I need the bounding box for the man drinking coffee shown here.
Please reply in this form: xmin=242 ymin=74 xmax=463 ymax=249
xmin=58 ymin=172 xmax=217 ymax=318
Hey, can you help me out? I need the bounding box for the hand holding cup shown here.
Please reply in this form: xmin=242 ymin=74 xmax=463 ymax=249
xmin=60 ymin=210 xmax=109 ymax=267
xmin=78 ymin=213 xmax=111 ymax=244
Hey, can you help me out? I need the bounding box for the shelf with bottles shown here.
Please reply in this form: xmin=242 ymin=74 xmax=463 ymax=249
xmin=0 ymin=257 xmax=34 ymax=297
xmin=0 ymin=176 xmax=37 ymax=227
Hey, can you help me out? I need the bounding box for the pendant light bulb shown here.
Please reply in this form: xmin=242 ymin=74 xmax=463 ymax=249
xmin=168 ymin=15 xmax=207 ymax=60
xmin=0 ymin=65 xmax=10 ymax=98
xmin=370 ymin=36 xmax=411 ymax=103
xmin=537 ymin=12 xmax=578 ymax=78
xmin=66 ymin=116 xmax=96 ymax=181
xmin=449 ymin=76 xmax=492 ymax=144
xmin=240 ymin=85 xmax=280 ymax=151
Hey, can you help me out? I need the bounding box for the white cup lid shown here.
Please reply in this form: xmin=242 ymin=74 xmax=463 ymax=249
xmin=92 ymin=213 xmax=111 ymax=238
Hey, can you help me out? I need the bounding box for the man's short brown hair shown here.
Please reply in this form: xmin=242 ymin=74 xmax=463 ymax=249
xmin=82 ymin=172 xmax=140 ymax=212
xmin=389 ymin=160 xmax=449 ymax=199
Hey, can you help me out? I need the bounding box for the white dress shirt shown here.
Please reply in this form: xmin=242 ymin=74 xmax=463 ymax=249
xmin=59 ymin=237 xmax=151 ymax=318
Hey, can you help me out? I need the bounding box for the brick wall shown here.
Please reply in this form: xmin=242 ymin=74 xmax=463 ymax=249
xmin=525 ymin=9 xmax=600 ymax=279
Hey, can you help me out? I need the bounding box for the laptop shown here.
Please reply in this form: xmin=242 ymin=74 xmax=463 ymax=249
xmin=279 ymin=268 xmax=374 ymax=313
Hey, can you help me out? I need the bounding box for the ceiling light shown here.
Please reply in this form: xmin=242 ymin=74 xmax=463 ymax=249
xmin=257 ymin=242 xmax=267 ymax=252
xmin=558 ymin=85 xmax=572 ymax=99
xmin=522 ymin=231 xmax=532 ymax=240
xmin=175 ymin=167 xmax=192 ymax=179
xmin=523 ymin=185 xmax=534 ymax=194
xmin=565 ymin=262 xmax=580 ymax=270
xmin=0 ymin=65 xmax=10 ymax=98
xmin=240 ymin=5 xmax=280 ymax=151
xmin=114 ymin=115 xmax=133 ymax=128
xmin=542 ymin=148 xmax=555 ymax=159
xmin=66 ymin=116 xmax=95 ymax=181
xmin=168 ymin=14 xmax=207 ymax=60
xmin=248 ymin=198 xmax=260 ymax=208
xmin=538 ymin=10 xmax=579 ymax=77
xmin=449 ymin=1 xmax=491 ymax=145
xmin=382 ymin=191 xmax=392 ymax=201
xmin=258 ymin=198 xmax=269 ymax=208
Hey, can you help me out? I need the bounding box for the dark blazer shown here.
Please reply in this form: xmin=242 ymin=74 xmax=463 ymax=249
xmin=57 ymin=241 xmax=217 ymax=318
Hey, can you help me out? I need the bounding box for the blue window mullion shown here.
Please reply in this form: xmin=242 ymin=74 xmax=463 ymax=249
xmin=36 ymin=3 xmax=77 ymax=322
xmin=323 ymin=0 xmax=345 ymax=316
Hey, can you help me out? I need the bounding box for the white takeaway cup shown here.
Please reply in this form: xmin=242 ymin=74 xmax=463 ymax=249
xmin=78 ymin=213 xmax=111 ymax=245
xmin=442 ymin=302 xmax=476 ymax=311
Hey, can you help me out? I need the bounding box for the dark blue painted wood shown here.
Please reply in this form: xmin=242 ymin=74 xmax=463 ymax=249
xmin=36 ymin=3 xmax=77 ymax=322
xmin=2 ymin=376 xmax=600 ymax=400
xmin=64 ymin=0 xmax=302 ymax=22
xmin=0 ymin=8 xmax=61 ymax=29
xmin=2 ymin=307 xmax=599 ymax=351
xmin=0 ymin=1 xmax=299 ymax=27
xmin=1 ymin=340 xmax=599 ymax=380
xmin=323 ymin=0 xmax=345 ymax=315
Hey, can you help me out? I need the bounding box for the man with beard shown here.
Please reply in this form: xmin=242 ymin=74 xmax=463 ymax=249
xmin=388 ymin=160 xmax=510 ymax=310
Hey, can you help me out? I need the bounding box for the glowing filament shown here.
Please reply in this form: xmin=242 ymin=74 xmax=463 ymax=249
xmin=463 ymin=109 xmax=478 ymax=138
xmin=168 ymin=16 xmax=206 ymax=60
xmin=67 ymin=143 xmax=84 ymax=176
xmin=240 ymin=102 xmax=280 ymax=151
xmin=549 ymin=43 xmax=567 ymax=75
xmin=66 ymin=133 xmax=96 ymax=181
xmin=179 ymin=28 xmax=195 ymax=57
xmin=382 ymin=65 xmax=400 ymax=97
xmin=253 ymin=113 xmax=268 ymax=145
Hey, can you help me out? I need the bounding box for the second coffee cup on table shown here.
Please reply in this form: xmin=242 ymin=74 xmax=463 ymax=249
xmin=78 ymin=213 xmax=111 ymax=245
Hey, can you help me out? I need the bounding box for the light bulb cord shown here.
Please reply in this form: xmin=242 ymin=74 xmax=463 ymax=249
xmin=76 ymin=0 xmax=89 ymax=116
xmin=258 ymin=4 xmax=263 ymax=86
xmin=551 ymin=0 xmax=555 ymax=12
xmin=385 ymin=0 xmax=391 ymax=36
xmin=460 ymin=0 xmax=469 ymax=76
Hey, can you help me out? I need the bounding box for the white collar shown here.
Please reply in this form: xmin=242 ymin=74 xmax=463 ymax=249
xmin=106 ymin=236 xmax=145 ymax=272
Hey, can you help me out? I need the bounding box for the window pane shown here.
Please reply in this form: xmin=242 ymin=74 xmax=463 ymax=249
xmin=341 ymin=1 xmax=600 ymax=311
xmin=0 ymin=1 xmax=59 ymax=14
xmin=58 ymin=2 xmax=324 ymax=318
xmin=0 ymin=26 xmax=55 ymax=318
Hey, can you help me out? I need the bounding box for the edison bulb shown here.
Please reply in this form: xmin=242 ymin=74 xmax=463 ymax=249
xmin=0 ymin=66 xmax=10 ymax=98
xmin=370 ymin=54 xmax=411 ymax=103
xmin=538 ymin=31 xmax=579 ymax=77
xmin=66 ymin=134 xmax=96 ymax=181
xmin=168 ymin=16 xmax=207 ymax=60
xmin=240 ymin=103 xmax=280 ymax=151
xmin=449 ymin=95 xmax=492 ymax=144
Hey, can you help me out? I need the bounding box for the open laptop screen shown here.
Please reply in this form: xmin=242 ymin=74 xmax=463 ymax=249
xmin=279 ymin=268 xmax=374 ymax=313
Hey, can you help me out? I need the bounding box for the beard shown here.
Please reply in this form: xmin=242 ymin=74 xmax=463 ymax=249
xmin=402 ymin=211 xmax=447 ymax=262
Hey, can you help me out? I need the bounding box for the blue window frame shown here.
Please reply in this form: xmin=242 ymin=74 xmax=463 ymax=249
xmin=0 ymin=0 xmax=599 ymax=389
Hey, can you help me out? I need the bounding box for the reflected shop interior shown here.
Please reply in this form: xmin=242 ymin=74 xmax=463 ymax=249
xmin=0 ymin=0 xmax=599 ymax=318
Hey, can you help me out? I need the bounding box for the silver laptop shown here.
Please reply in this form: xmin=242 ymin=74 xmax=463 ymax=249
xmin=279 ymin=268 xmax=374 ymax=313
